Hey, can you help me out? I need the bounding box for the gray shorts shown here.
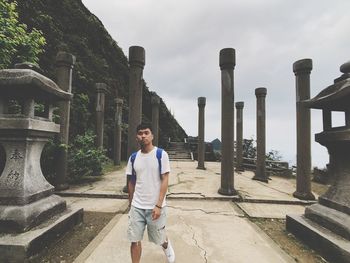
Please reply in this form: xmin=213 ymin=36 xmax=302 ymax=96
xmin=127 ymin=205 xmax=167 ymax=245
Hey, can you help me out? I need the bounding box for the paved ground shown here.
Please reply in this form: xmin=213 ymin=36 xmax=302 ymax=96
xmin=58 ymin=161 xmax=317 ymax=263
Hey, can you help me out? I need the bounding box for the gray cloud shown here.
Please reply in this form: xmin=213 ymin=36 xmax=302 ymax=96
xmin=82 ymin=0 xmax=350 ymax=167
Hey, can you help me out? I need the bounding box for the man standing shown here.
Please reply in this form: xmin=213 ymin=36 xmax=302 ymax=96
xmin=126 ymin=123 xmax=175 ymax=263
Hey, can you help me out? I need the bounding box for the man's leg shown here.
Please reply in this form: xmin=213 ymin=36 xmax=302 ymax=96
xmin=128 ymin=206 xmax=146 ymax=263
xmin=131 ymin=241 xmax=142 ymax=263
xmin=161 ymin=237 xmax=168 ymax=249
xmin=161 ymin=236 xmax=175 ymax=263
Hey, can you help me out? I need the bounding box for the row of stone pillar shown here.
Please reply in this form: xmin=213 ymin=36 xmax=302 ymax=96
xmin=40 ymin=47 xmax=162 ymax=190
xmin=215 ymin=49 xmax=315 ymax=199
xmin=123 ymin=46 xmax=163 ymax=192
xmin=90 ymin=48 xmax=161 ymax=167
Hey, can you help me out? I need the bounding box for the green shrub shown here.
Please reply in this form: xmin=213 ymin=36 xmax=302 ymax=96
xmin=68 ymin=130 xmax=108 ymax=180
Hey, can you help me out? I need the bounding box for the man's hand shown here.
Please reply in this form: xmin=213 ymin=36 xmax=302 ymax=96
xmin=152 ymin=206 xmax=161 ymax=220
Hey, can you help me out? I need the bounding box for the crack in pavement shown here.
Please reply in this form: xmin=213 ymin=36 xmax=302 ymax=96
xmin=167 ymin=205 xmax=236 ymax=216
xmin=179 ymin=215 xmax=208 ymax=263
xmin=168 ymin=171 xmax=185 ymax=188
xmin=167 ymin=192 xmax=207 ymax=198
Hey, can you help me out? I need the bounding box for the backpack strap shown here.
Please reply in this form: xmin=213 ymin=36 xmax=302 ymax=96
xmin=130 ymin=151 xmax=137 ymax=185
xmin=156 ymin=147 xmax=163 ymax=179
xmin=130 ymin=148 xmax=163 ymax=184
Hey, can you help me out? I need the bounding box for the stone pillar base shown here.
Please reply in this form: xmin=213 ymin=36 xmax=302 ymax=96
xmin=0 ymin=208 xmax=83 ymax=263
xmin=218 ymin=187 xmax=237 ymax=196
xmin=0 ymin=195 xmax=66 ymax=233
xmin=293 ymin=191 xmax=315 ymax=201
xmin=55 ymin=183 xmax=69 ymax=191
xmin=235 ymin=167 xmax=245 ymax=172
xmin=252 ymin=174 xmax=269 ymax=183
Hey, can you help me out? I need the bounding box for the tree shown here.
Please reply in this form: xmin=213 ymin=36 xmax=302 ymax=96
xmin=0 ymin=0 xmax=46 ymax=69
xmin=243 ymin=138 xmax=282 ymax=161
xmin=242 ymin=138 xmax=256 ymax=159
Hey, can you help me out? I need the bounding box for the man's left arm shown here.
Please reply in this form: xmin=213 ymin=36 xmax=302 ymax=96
xmin=152 ymin=172 xmax=169 ymax=220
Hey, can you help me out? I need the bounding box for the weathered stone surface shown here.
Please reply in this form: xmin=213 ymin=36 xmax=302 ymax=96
xmin=0 ymin=66 xmax=77 ymax=234
xmin=253 ymin=88 xmax=268 ymax=183
xmin=293 ymin=58 xmax=315 ymax=200
xmin=114 ymin=98 xmax=123 ymax=165
xmin=151 ymin=94 xmax=160 ymax=146
xmin=235 ymin=101 xmax=244 ymax=171
xmin=197 ymin=97 xmax=206 ymax=170
xmin=125 ymin=46 xmax=145 ymax=193
xmin=127 ymin=46 xmax=145 ymax=157
xmin=287 ymin=60 xmax=350 ymax=262
xmin=287 ymin=214 xmax=350 ymax=263
xmin=0 ymin=208 xmax=83 ymax=263
xmin=95 ymin=83 xmax=108 ymax=149
xmin=0 ymin=195 xmax=66 ymax=232
xmin=218 ymin=48 xmax=237 ymax=196
xmin=0 ymin=69 xmax=72 ymax=101
xmin=55 ymin=52 xmax=76 ymax=190
xmin=305 ymin=203 xmax=350 ymax=240
xmin=0 ymin=67 xmax=82 ymax=261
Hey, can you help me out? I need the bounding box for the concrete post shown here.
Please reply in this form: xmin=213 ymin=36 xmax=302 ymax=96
xmin=293 ymin=59 xmax=315 ymax=200
xmin=55 ymin=52 xmax=76 ymax=190
xmin=253 ymin=88 xmax=268 ymax=183
xmin=151 ymin=94 xmax=160 ymax=146
xmin=235 ymin=101 xmax=244 ymax=171
xmin=114 ymin=98 xmax=123 ymax=165
xmin=218 ymin=48 xmax=237 ymax=196
xmin=95 ymin=83 xmax=108 ymax=149
xmin=124 ymin=46 xmax=145 ymax=193
xmin=197 ymin=97 xmax=206 ymax=170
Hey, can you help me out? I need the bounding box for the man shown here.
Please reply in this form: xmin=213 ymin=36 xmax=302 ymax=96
xmin=126 ymin=123 xmax=175 ymax=263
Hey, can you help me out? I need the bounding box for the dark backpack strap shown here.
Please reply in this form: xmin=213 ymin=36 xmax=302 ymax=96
xmin=156 ymin=147 xmax=163 ymax=179
xmin=130 ymin=152 xmax=137 ymax=185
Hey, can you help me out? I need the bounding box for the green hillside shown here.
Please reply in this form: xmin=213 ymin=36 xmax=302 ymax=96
xmin=14 ymin=0 xmax=187 ymax=159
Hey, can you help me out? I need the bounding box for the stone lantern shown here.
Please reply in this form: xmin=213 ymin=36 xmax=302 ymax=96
xmin=286 ymin=61 xmax=350 ymax=262
xmin=0 ymin=69 xmax=83 ymax=262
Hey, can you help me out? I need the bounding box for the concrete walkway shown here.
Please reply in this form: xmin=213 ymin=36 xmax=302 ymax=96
xmin=57 ymin=161 xmax=317 ymax=263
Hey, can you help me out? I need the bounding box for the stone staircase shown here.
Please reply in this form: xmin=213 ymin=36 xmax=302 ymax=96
xmin=166 ymin=141 xmax=193 ymax=161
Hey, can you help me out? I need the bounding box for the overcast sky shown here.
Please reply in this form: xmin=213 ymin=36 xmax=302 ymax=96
xmin=82 ymin=0 xmax=350 ymax=168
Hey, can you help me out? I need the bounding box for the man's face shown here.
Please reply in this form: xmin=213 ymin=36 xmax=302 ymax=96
xmin=136 ymin=128 xmax=153 ymax=147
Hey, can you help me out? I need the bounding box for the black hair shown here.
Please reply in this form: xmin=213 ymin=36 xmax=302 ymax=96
xmin=136 ymin=122 xmax=153 ymax=133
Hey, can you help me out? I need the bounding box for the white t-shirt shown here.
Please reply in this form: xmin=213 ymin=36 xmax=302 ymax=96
xmin=126 ymin=147 xmax=170 ymax=209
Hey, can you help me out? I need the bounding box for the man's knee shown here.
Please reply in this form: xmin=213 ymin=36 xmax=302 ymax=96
xmin=131 ymin=241 xmax=141 ymax=248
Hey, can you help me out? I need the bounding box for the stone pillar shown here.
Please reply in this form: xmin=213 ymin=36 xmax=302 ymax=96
xmin=322 ymin=110 xmax=332 ymax=131
xmin=253 ymin=88 xmax=268 ymax=183
xmin=235 ymin=101 xmax=244 ymax=171
xmin=293 ymin=59 xmax=315 ymax=200
xmin=127 ymin=46 xmax=145 ymax=156
xmin=151 ymin=94 xmax=160 ymax=146
xmin=124 ymin=46 xmax=145 ymax=193
xmin=95 ymin=83 xmax=108 ymax=149
xmin=114 ymin=98 xmax=123 ymax=165
xmin=197 ymin=97 xmax=206 ymax=170
xmin=55 ymin=52 xmax=76 ymax=190
xmin=218 ymin=48 xmax=237 ymax=196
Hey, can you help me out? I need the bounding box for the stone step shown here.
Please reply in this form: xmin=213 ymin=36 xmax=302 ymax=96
xmin=286 ymin=214 xmax=350 ymax=263
xmin=305 ymin=203 xmax=350 ymax=240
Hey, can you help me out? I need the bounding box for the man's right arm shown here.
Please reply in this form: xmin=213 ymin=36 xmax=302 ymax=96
xmin=125 ymin=157 xmax=134 ymax=207
xmin=128 ymin=176 xmax=135 ymax=206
